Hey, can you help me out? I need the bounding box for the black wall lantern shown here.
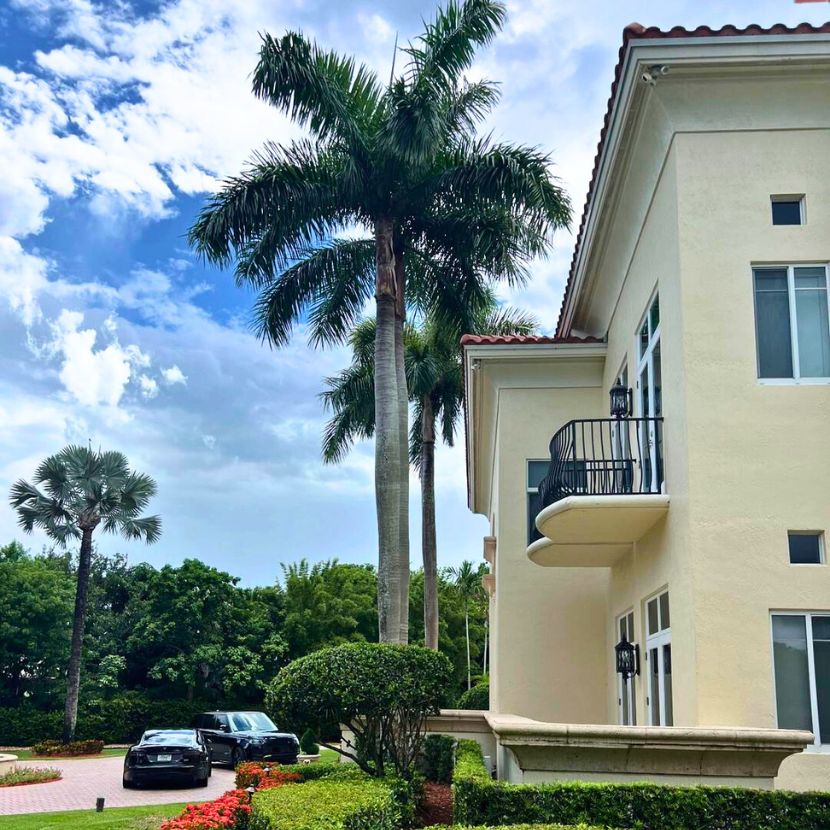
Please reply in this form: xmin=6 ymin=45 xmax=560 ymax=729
xmin=614 ymin=634 xmax=640 ymax=680
xmin=609 ymin=381 xmax=632 ymax=419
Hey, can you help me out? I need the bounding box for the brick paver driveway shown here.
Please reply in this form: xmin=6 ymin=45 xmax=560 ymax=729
xmin=0 ymin=755 xmax=236 ymax=815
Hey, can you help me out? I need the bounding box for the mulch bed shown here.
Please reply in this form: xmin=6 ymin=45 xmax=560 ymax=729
xmin=418 ymin=781 xmax=453 ymax=826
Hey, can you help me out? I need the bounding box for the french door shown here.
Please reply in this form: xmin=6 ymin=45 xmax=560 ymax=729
xmin=617 ymin=610 xmax=636 ymax=725
xmin=646 ymin=590 xmax=673 ymax=726
xmin=637 ymin=294 xmax=663 ymax=492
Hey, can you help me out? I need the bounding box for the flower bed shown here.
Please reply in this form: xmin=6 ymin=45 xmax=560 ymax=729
xmin=160 ymin=788 xmax=252 ymax=830
xmin=0 ymin=766 xmax=61 ymax=787
xmin=30 ymin=739 xmax=105 ymax=757
xmin=235 ymin=763 xmax=302 ymax=791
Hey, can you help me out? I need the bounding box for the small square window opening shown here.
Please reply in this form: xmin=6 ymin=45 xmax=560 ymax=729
xmin=788 ymin=531 xmax=823 ymax=565
xmin=771 ymin=196 xmax=804 ymax=226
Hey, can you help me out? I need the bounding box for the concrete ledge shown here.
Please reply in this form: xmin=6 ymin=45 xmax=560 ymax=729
xmin=0 ymin=753 xmax=17 ymax=775
xmin=487 ymin=714 xmax=812 ymax=787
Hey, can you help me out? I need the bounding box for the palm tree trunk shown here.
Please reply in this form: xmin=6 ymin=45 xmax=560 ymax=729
xmin=63 ymin=528 xmax=93 ymax=743
xmin=420 ymin=395 xmax=439 ymax=650
xmin=394 ymin=249 xmax=410 ymax=644
xmin=374 ymin=218 xmax=402 ymax=643
xmin=464 ymin=602 xmax=472 ymax=690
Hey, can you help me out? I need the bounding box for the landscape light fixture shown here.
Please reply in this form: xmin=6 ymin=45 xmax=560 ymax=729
xmin=615 ymin=634 xmax=640 ymax=680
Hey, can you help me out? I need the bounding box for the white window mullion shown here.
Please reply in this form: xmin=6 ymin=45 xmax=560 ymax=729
xmin=806 ymin=614 xmax=821 ymax=747
xmin=787 ymin=265 xmax=802 ymax=380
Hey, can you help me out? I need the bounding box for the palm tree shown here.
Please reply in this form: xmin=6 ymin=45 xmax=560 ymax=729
xmin=188 ymin=0 xmax=570 ymax=643
xmin=9 ymin=446 xmax=160 ymax=742
xmin=321 ymin=296 xmax=535 ymax=650
xmin=449 ymin=560 xmax=486 ymax=690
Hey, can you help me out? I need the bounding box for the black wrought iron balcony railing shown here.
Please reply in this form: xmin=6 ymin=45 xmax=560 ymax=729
xmin=537 ymin=417 xmax=664 ymax=511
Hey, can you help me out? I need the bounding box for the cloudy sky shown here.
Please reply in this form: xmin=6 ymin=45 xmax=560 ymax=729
xmin=1 ymin=0 xmax=826 ymax=585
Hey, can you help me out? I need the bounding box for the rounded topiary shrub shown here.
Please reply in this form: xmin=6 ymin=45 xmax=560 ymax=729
xmin=456 ymin=680 xmax=489 ymax=710
xmin=266 ymin=642 xmax=452 ymax=779
xmin=300 ymin=728 xmax=319 ymax=755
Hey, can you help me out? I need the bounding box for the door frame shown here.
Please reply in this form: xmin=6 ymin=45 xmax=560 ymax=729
xmin=616 ymin=609 xmax=637 ymax=726
xmin=644 ymin=589 xmax=672 ymax=726
xmin=636 ymin=292 xmax=663 ymax=493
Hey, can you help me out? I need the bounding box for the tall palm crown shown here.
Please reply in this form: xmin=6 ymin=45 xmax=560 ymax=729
xmin=188 ymin=0 xmax=570 ymax=643
xmin=9 ymin=445 xmax=160 ymax=743
xmin=10 ymin=446 xmax=161 ymax=544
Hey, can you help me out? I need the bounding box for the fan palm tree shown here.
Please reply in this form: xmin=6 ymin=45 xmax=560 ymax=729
xmin=9 ymin=446 xmax=160 ymax=742
xmin=321 ymin=296 xmax=535 ymax=650
xmin=188 ymin=0 xmax=570 ymax=643
xmin=449 ymin=560 xmax=487 ymax=690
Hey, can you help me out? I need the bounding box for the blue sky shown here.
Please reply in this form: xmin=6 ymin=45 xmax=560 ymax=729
xmin=1 ymin=0 xmax=827 ymax=585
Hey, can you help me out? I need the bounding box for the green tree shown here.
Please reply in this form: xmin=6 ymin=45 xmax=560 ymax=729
xmin=9 ymin=446 xmax=160 ymax=742
xmin=0 ymin=542 xmax=74 ymax=706
xmin=188 ymin=0 xmax=569 ymax=643
xmin=449 ymin=560 xmax=487 ymax=690
xmin=322 ymin=299 xmax=535 ymax=650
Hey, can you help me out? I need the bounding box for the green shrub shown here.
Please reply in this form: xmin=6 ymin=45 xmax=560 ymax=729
xmin=452 ymin=740 xmax=830 ymax=830
xmin=458 ymin=825 xmax=608 ymax=830
xmin=300 ymin=728 xmax=319 ymax=755
xmin=250 ymin=777 xmax=401 ymax=830
xmin=0 ymin=766 xmax=61 ymax=787
xmin=30 ymin=739 xmax=104 ymax=756
xmin=0 ymin=705 xmax=62 ymax=745
xmin=457 ymin=680 xmax=489 ymax=710
xmin=422 ymin=734 xmax=454 ymax=783
xmin=266 ymin=643 xmax=452 ymax=779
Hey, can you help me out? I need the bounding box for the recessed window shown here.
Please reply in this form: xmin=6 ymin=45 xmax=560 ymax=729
xmin=527 ymin=460 xmax=548 ymax=545
xmin=753 ymin=265 xmax=830 ymax=380
xmin=789 ymin=532 xmax=824 ymax=565
xmin=771 ymin=196 xmax=804 ymax=226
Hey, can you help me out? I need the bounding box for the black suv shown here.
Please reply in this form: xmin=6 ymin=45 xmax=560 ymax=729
xmin=191 ymin=711 xmax=299 ymax=767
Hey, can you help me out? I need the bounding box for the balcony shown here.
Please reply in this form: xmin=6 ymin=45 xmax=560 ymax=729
xmin=528 ymin=417 xmax=669 ymax=567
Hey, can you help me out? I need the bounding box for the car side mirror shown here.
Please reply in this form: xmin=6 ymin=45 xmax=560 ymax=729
xmin=219 ymin=724 xmax=229 ymax=732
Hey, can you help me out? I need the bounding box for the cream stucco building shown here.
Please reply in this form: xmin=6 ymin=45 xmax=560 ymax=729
xmin=459 ymin=22 xmax=830 ymax=791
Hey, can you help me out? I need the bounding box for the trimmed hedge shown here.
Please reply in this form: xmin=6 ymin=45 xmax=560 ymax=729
xmin=422 ymin=734 xmax=454 ymax=783
xmin=250 ymin=777 xmax=401 ymax=830
xmin=30 ymin=739 xmax=104 ymax=756
xmin=452 ymin=738 xmax=830 ymax=830
xmin=457 ymin=680 xmax=489 ymax=710
xmin=0 ymin=694 xmax=248 ymax=744
xmin=459 ymin=825 xmax=608 ymax=830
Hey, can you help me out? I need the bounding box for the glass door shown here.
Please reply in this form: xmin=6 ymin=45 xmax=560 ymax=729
xmin=637 ymin=294 xmax=663 ymax=492
xmin=617 ymin=610 xmax=637 ymax=725
xmin=645 ymin=590 xmax=673 ymax=726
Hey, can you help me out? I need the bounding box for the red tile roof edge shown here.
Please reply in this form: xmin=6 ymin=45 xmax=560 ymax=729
xmin=460 ymin=333 xmax=604 ymax=346
xmin=553 ymin=20 xmax=830 ymax=337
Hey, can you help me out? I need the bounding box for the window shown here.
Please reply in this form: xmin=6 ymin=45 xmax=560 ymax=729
xmin=771 ymin=196 xmax=804 ymax=226
xmin=527 ymin=460 xmax=548 ymax=544
xmin=645 ymin=590 xmax=672 ymax=726
xmin=617 ymin=610 xmax=637 ymax=726
xmin=637 ymin=294 xmax=663 ymax=492
xmin=772 ymin=613 xmax=830 ymax=744
xmin=753 ymin=265 xmax=830 ymax=380
xmin=789 ymin=532 xmax=824 ymax=565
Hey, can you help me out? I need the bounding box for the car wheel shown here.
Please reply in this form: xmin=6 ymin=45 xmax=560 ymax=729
xmin=122 ymin=777 xmax=135 ymax=789
xmin=195 ymin=774 xmax=209 ymax=788
xmin=231 ymin=747 xmax=244 ymax=769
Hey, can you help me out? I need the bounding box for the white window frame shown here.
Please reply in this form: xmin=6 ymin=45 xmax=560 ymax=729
xmin=635 ymin=292 xmax=664 ymax=493
xmin=770 ymin=611 xmax=830 ymax=749
xmin=645 ymin=589 xmax=672 ymax=727
xmin=616 ymin=609 xmax=637 ymax=726
xmin=753 ymin=263 xmax=830 ymax=385
xmin=770 ymin=194 xmax=806 ymax=226
xmin=787 ymin=531 xmax=826 ymax=566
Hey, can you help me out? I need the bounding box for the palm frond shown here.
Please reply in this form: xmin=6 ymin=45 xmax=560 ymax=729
xmin=253 ymin=32 xmax=382 ymax=150
xmin=119 ymin=516 xmax=162 ymax=544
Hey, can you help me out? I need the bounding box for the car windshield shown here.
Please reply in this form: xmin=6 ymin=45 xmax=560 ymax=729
xmin=141 ymin=731 xmax=198 ymax=746
xmin=229 ymin=712 xmax=276 ymax=732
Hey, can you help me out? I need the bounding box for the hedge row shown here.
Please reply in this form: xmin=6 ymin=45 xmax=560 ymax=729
xmin=0 ymin=695 xmax=248 ymax=744
xmin=250 ymin=776 xmax=401 ymax=830
xmin=452 ymin=739 xmax=830 ymax=830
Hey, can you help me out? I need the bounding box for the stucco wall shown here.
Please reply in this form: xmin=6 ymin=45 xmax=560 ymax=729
xmin=491 ymin=368 xmax=609 ymax=724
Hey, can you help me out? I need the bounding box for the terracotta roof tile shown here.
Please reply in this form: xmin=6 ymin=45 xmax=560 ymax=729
xmin=554 ymin=20 xmax=830 ymax=337
xmin=460 ymin=333 xmax=603 ymax=346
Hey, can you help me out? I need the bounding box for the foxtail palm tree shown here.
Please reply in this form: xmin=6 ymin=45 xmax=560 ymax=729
xmin=9 ymin=446 xmax=160 ymax=742
xmin=188 ymin=0 xmax=569 ymax=642
xmin=321 ymin=296 xmax=535 ymax=650
xmin=449 ymin=560 xmax=487 ymax=690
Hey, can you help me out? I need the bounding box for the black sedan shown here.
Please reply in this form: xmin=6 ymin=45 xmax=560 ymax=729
xmin=123 ymin=729 xmax=211 ymax=788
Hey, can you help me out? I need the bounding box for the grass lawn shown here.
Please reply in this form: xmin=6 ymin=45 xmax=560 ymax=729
xmin=318 ymin=747 xmax=338 ymax=764
xmin=1 ymin=803 xmax=187 ymax=830
xmin=11 ymin=748 xmax=127 ymax=762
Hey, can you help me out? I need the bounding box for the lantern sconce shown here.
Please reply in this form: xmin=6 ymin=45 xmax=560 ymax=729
xmin=609 ymin=381 xmax=633 ymax=420
xmin=614 ymin=634 xmax=640 ymax=680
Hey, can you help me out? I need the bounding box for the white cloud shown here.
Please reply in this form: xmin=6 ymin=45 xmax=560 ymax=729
xmin=161 ymin=365 xmax=187 ymax=386
xmin=138 ymin=374 xmax=159 ymax=399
